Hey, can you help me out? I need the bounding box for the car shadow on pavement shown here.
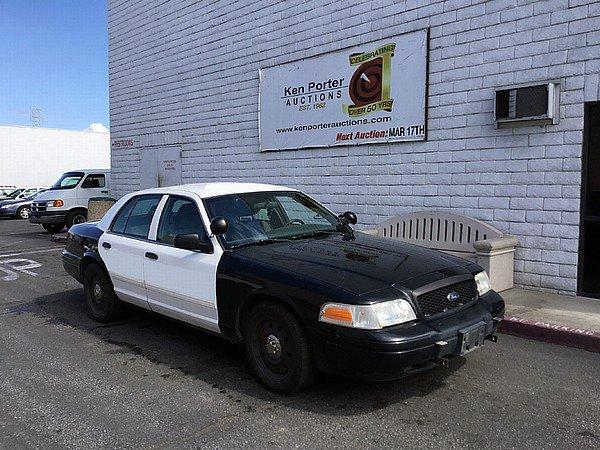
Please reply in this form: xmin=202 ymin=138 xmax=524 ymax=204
xmin=18 ymin=289 xmax=466 ymax=417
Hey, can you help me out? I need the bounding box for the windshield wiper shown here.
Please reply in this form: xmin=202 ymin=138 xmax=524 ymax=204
xmin=288 ymin=230 xmax=337 ymax=241
xmin=230 ymin=238 xmax=291 ymax=249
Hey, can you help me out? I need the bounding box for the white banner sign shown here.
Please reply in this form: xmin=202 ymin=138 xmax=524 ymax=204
xmin=259 ymin=29 xmax=427 ymax=151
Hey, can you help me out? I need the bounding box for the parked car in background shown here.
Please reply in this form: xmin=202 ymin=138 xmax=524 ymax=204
xmin=0 ymin=186 xmax=17 ymax=198
xmin=30 ymin=169 xmax=110 ymax=233
xmin=0 ymin=190 xmax=46 ymax=219
xmin=61 ymin=182 xmax=504 ymax=394
xmin=0 ymin=187 xmax=45 ymax=201
xmin=0 ymin=187 xmax=24 ymax=200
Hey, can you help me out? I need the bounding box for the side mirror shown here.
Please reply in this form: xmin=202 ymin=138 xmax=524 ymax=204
xmin=210 ymin=216 xmax=228 ymax=235
xmin=339 ymin=211 xmax=357 ymax=225
xmin=173 ymin=233 xmax=213 ymax=254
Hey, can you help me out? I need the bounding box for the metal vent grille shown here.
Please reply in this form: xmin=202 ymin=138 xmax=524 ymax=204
xmin=515 ymin=85 xmax=548 ymax=118
xmin=415 ymin=279 xmax=478 ymax=319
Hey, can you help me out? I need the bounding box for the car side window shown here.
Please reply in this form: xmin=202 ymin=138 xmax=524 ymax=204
xmin=110 ymin=198 xmax=137 ymax=234
xmin=110 ymin=195 xmax=161 ymax=238
xmin=157 ymin=196 xmax=208 ymax=245
xmin=81 ymin=174 xmax=106 ymax=188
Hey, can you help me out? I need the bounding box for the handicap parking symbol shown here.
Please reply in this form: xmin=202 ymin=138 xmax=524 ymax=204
xmin=0 ymin=258 xmax=42 ymax=281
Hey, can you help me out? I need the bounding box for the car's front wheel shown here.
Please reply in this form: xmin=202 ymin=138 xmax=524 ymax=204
xmin=66 ymin=209 xmax=87 ymax=229
xmin=83 ymin=263 xmax=121 ymax=323
xmin=16 ymin=206 xmax=31 ymax=219
xmin=244 ymin=301 xmax=317 ymax=394
xmin=42 ymin=223 xmax=65 ymax=233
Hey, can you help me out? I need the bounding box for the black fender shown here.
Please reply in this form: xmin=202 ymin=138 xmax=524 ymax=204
xmin=216 ymin=252 xmax=358 ymax=344
xmin=79 ymin=249 xmax=108 ymax=280
xmin=234 ymin=288 xmax=306 ymax=342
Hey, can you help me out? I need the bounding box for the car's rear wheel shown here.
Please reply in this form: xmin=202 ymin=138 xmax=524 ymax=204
xmin=42 ymin=223 xmax=65 ymax=233
xmin=66 ymin=209 xmax=87 ymax=229
xmin=244 ymin=301 xmax=317 ymax=394
xmin=83 ymin=263 xmax=121 ymax=323
xmin=17 ymin=206 xmax=31 ymax=219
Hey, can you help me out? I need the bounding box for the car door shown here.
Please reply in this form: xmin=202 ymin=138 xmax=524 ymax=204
xmin=98 ymin=194 xmax=163 ymax=309
xmin=143 ymin=195 xmax=222 ymax=333
xmin=79 ymin=173 xmax=110 ymax=206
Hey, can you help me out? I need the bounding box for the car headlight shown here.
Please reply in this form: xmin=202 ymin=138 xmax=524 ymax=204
xmin=319 ymin=298 xmax=417 ymax=330
xmin=0 ymin=204 xmax=11 ymax=209
xmin=474 ymin=271 xmax=491 ymax=296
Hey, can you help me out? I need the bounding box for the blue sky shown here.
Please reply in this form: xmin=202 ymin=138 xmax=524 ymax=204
xmin=0 ymin=0 xmax=109 ymax=130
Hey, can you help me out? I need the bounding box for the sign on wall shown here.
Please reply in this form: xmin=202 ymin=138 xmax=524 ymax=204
xmin=259 ymin=29 xmax=427 ymax=151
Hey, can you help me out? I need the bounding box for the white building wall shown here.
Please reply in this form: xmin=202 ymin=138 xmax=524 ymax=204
xmin=108 ymin=0 xmax=600 ymax=295
xmin=0 ymin=125 xmax=110 ymax=187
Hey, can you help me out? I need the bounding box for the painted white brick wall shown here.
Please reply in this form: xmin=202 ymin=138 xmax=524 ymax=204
xmin=108 ymin=0 xmax=600 ymax=295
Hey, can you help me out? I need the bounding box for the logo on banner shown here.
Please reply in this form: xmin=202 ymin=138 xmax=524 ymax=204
xmin=343 ymin=43 xmax=395 ymax=117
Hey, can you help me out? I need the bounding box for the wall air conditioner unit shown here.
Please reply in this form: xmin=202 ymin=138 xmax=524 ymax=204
xmin=494 ymin=82 xmax=559 ymax=128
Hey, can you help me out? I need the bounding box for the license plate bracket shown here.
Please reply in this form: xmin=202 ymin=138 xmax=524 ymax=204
xmin=457 ymin=322 xmax=487 ymax=356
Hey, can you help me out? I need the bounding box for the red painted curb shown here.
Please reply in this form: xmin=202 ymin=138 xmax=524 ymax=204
xmin=498 ymin=316 xmax=600 ymax=353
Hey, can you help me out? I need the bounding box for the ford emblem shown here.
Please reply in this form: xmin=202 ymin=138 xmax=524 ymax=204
xmin=447 ymin=291 xmax=460 ymax=302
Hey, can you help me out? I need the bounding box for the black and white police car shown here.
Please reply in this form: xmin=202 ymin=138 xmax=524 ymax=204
xmin=62 ymin=183 xmax=504 ymax=393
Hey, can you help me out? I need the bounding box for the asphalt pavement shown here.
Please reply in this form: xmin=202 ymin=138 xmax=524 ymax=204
xmin=0 ymin=218 xmax=599 ymax=449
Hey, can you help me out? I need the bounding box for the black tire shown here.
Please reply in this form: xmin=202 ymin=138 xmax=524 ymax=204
xmin=66 ymin=209 xmax=87 ymax=229
xmin=16 ymin=206 xmax=31 ymax=220
xmin=83 ymin=263 xmax=121 ymax=323
xmin=244 ymin=301 xmax=317 ymax=394
xmin=42 ymin=223 xmax=65 ymax=233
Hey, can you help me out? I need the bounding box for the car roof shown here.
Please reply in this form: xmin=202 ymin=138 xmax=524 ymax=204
xmin=67 ymin=169 xmax=110 ymax=173
xmin=132 ymin=182 xmax=297 ymax=199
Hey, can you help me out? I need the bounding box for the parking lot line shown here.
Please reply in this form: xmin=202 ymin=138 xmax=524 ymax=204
xmin=0 ymin=247 xmax=63 ymax=259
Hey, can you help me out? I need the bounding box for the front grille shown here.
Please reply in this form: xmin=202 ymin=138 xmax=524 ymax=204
xmin=32 ymin=202 xmax=47 ymax=212
xmin=415 ymin=279 xmax=478 ymax=319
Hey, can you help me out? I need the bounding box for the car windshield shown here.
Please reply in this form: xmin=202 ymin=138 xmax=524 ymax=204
xmin=204 ymin=191 xmax=343 ymax=249
xmin=7 ymin=189 xmax=24 ymax=198
xmin=51 ymin=172 xmax=84 ymax=189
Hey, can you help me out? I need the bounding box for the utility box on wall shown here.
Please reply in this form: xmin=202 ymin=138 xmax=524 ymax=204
xmin=139 ymin=146 xmax=182 ymax=189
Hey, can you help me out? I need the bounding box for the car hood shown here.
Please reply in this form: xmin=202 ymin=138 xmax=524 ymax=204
xmin=34 ymin=189 xmax=76 ymax=202
xmin=233 ymin=231 xmax=477 ymax=296
xmin=0 ymin=198 xmax=26 ymax=207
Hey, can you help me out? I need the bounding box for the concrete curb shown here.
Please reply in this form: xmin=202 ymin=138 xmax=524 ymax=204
xmin=498 ymin=316 xmax=600 ymax=354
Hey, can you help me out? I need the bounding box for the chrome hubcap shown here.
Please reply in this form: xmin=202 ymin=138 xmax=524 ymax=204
xmin=21 ymin=209 xmax=30 ymax=218
xmin=93 ymin=283 xmax=103 ymax=299
xmin=265 ymin=334 xmax=282 ymax=359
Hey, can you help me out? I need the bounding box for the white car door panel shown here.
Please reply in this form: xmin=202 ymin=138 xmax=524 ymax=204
xmin=143 ymin=245 xmax=221 ymax=332
xmin=144 ymin=195 xmax=221 ymax=333
xmin=98 ymin=194 xmax=163 ymax=310
xmin=99 ymin=234 xmax=149 ymax=309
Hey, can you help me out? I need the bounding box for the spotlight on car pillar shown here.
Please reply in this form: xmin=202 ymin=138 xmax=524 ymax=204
xmin=340 ymin=211 xmax=357 ymax=225
xmin=210 ymin=216 xmax=228 ymax=235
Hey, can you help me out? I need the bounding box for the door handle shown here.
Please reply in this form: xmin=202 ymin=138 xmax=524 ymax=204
xmin=102 ymin=242 xmax=111 ymax=249
xmin=100 ymin=190 xmax=109 ymax=194
xmin=145 ymin=252 xmax=159 ymax=260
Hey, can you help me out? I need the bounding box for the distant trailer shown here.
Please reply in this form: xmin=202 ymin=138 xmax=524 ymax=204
xmin=0 ymin=124 xmax=110 ymax=187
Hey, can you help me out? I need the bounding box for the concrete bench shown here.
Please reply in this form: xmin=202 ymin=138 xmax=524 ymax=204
xmin=367 ymin=212 xmax=518 ymax=292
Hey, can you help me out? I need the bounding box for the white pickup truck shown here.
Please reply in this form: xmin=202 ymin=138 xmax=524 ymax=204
xmin=30 ymin=169 xmax=110 ymax=233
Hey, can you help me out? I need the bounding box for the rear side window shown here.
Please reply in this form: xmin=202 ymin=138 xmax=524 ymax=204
xmin=157 ymin=196 xmax=208 ymax=245
xmin=110 ymin=195 xmax=162 ymax=238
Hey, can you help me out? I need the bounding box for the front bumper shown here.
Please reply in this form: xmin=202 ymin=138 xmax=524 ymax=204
xmin=309 ymin=290 xmax=504 ymax=381
xmin=29 ymin=211 xmax=67 ymax=224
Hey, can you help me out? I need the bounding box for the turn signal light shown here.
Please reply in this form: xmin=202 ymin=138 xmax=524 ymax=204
xmin=320 ymin=305 xmax=353 ymax=325
xmin=51 ymin=200 xmax=64 ymax=207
